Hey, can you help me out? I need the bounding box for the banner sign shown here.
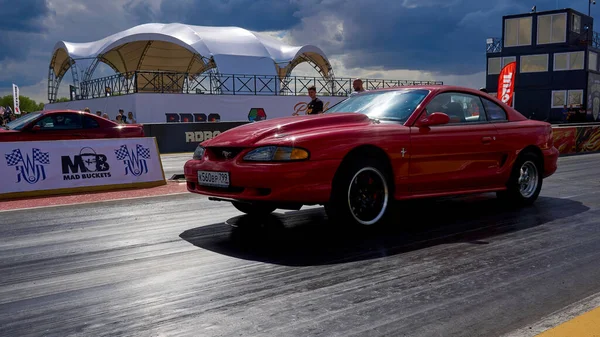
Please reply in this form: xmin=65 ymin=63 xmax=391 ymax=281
xmin=12 ymin=84 xmax=20 ymax=115
xmin=497 ymin=62 xmax=516 ymax=107
xmin=43 ymin=93 xmax=347 ymax=123
xmin=0 ymin=137 xmax=165 ymax=199
xmin=143 ymin=121 xmax=249 ymax=153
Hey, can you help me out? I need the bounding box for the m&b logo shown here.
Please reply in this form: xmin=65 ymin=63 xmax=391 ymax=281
xmin=61 ymin=147 xmax=112 ymax=180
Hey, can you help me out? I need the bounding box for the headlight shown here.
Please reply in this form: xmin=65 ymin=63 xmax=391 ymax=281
xmin=243 ymin=146 xmax=309 ymax=161
xmin=193 ymin=145 xmax=205 ymax=160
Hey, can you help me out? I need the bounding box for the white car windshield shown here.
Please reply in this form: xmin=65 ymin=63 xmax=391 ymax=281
xmin=326 ymin=89 xmax=430 ymax=122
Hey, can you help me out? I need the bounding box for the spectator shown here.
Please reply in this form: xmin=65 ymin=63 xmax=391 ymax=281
xmin=118 ymin=109 xmax=127 ymax=123
xmin=127 ymin=111 xmax=136 ymax=124
xmin=96 ymin=110 xmax=102 ymax=116
xmin=306 ymin=86 xmax=324 ymax=115
xmin=102 ymin=113 xmax=109 ymax=119
xmin=350 ymin=79 xmax=366 ymax=96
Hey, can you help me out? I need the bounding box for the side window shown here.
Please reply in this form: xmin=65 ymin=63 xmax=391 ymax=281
xmin=36 ymin=113 xmax=83 ymax=130
xmin=36 ymin=116 xmax=54 ymax=128
xmin=83 ymin=116 xmax=100 ymax=128
xmin=424 ymin=92 xmax=487 ymax=124
xmin=481 ymin=97 xmax=508 ymax=121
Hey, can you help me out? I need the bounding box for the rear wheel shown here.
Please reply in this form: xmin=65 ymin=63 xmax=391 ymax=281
xmin=497 ymin=151 xmax=543 ymax=206
xmin=326 ymin=157 xmax=392 ymax=226
xmin=232 ymin=201 xmax=277 ymax=216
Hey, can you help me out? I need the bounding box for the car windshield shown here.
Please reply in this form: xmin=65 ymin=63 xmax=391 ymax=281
xmin=4 ymin=112 xmax=42 ymax=130
xmin=326 ymin=89 xmax=430 ymax=122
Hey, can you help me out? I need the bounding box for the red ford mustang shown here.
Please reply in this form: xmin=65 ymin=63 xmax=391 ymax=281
xmin=0 ymin=110 xmax=144 ymax=141
xmin=184 ymin=85 xmax=559 ymax=226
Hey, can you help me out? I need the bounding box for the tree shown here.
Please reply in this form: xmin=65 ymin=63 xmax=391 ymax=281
xmin=0 ymin=95 xmax=45 ymax=113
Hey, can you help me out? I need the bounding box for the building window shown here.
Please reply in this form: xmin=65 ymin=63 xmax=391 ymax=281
xmin=520 ymin=54 xmax=549 ymax=73
xmin=504 ymin=16 xmax=532 ymax=47
xmin=589 ymin=51 xmax=598 ymax=71
xmin=503 ymin=56 xmax=517 ymax=67
xmin=552 ymin=90 xmax=567 ymax=108
xmin=568 ymin=90 xmax=583 ymax=106
xmin=537 ymin=13 xmax=567 ymax=44
xmin=551 ymin=89 xmax=584 ymax=108
xmin=488 ymin=57 xmax=501 ymax=75
xmin=554 ymin=51 xmax=585 ymax=71
xmin=571 ymin=13 xmax=581 ymax=33
xmin=487 ymin=56 xmax=517 ymax=74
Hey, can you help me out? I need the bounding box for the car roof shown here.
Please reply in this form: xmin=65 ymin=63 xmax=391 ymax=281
xmin=363 ymin=84 xmax=527 ymax=122
xmin=41 ymin=109 xmax=90 ymax=114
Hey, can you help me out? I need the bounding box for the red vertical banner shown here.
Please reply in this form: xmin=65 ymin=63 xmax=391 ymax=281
xmin=497 ymin=61 xmax=516 ymax=106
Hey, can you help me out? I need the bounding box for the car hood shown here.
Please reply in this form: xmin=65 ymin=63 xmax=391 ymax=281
xmin=202 ymin=113 xmax=372 ymax=147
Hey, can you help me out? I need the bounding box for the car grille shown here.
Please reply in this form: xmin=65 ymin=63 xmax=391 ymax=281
xmin=208 ymin=147 xmax=245 ymax=160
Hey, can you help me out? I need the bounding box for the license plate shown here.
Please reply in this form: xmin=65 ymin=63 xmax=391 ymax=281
xmin=197 ymin=171 xmax=230 ymax=188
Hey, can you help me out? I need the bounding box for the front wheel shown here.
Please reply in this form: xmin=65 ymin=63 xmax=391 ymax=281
xmin=232 ymin=201 xmax=277 ymax=216
xmin=326 ymin=157 xmax=392 ymax=226
xmin=497 ymin=152 xmax=543 ymax=206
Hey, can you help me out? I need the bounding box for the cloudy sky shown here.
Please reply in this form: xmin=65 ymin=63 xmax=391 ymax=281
xmin=0 ymin=0 xmax=596 ymax=103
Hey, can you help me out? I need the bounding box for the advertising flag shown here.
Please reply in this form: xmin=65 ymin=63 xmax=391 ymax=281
xmin=12 ymin=84 xmax=20 ymax=114
xmin=497 ymin=62 xmax=516 ymax=107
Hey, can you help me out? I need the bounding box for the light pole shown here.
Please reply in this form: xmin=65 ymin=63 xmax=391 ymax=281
xmin=590 ymin=0 xmax=596 ymax=16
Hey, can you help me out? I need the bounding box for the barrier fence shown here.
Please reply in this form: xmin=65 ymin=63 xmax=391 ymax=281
xmin=142 ymin=122 xmax=249 ymax=153
xmin=0 ymin=137 xmax=165 ymax=200
xmin=552 ymin=125 xmax=600 ymax=155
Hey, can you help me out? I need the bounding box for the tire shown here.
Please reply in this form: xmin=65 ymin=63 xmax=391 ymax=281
xmin=497 ymin=151 xmax=543 ymax=206
xmin=232 ymin=201 xmax=277 ymax=216
xmin=326 ymin=156 xmax=393 ymax=226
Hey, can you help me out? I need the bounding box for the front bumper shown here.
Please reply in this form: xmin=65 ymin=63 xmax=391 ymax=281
xmin=183 ymin=158 xmax=341 ymax=204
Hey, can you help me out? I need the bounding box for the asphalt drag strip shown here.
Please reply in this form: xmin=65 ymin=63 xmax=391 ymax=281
xmin=0 ymin=153 xmax=599 ymax=337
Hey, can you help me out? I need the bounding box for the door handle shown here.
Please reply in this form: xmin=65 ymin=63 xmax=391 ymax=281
xmin=481 ymin=136 xmax=493 ymax=144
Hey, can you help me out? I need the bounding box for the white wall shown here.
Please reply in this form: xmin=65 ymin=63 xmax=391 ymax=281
xmin=45 ymin=94 xmax=347 ymax=123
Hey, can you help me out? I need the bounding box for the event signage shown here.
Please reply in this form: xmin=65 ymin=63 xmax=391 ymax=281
xmin=12 ymin=84 xmax=20 ymax=115
xmin=0 ymin=137 xmax=165 ymax=198
xmin=497 ymin=62 xmax=516 ymax=107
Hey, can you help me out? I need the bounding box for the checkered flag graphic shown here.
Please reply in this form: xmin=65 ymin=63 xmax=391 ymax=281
xmin=32 ymin=148 xmax=50 ymax=164
xmin=115 ymin=145 xmax=129 ymax=160
xmin=5 ymin=149 xmax=23 ymax=166
xmin=136 ymin=144 xmax=151 ymax=159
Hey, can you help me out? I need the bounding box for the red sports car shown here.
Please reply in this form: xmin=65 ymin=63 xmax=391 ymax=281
xmin=0 ymin=110 xmax=144 ymax=142
xmin=184 ymin=85 xmax=559 ymax=226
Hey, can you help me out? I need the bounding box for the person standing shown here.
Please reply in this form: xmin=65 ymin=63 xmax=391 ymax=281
xmin=306 ymin=86 xmax=324 ymax=115
xmin=350 ymin=79 xmax=366 ymax=96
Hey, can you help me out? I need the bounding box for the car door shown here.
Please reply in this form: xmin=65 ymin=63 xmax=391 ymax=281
xmin=408 ymin=91 xmax=504 ymax=195
xmin=27 ymin=113 xmax=86 ymax=141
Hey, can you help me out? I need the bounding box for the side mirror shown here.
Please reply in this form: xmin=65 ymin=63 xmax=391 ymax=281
xmin=31 ymin=125 xmax=41 ymax=132
xmin=417 ymin=112 xmax=450 ymax=127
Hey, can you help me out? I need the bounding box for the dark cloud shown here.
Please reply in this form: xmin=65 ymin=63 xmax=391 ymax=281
xmin=0 ymin=0 xmax=52 ymax=33
xmin=139 ymin=0 xmax=303 ymax=32
xmin=0 ymin=0 xmax=52 ymax=63
xmin=2 ymin=0 xmax=600 ymax=97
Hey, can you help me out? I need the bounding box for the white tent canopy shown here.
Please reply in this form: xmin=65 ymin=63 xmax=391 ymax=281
xmin=48 ymin=23 xmax=334 ymax=101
